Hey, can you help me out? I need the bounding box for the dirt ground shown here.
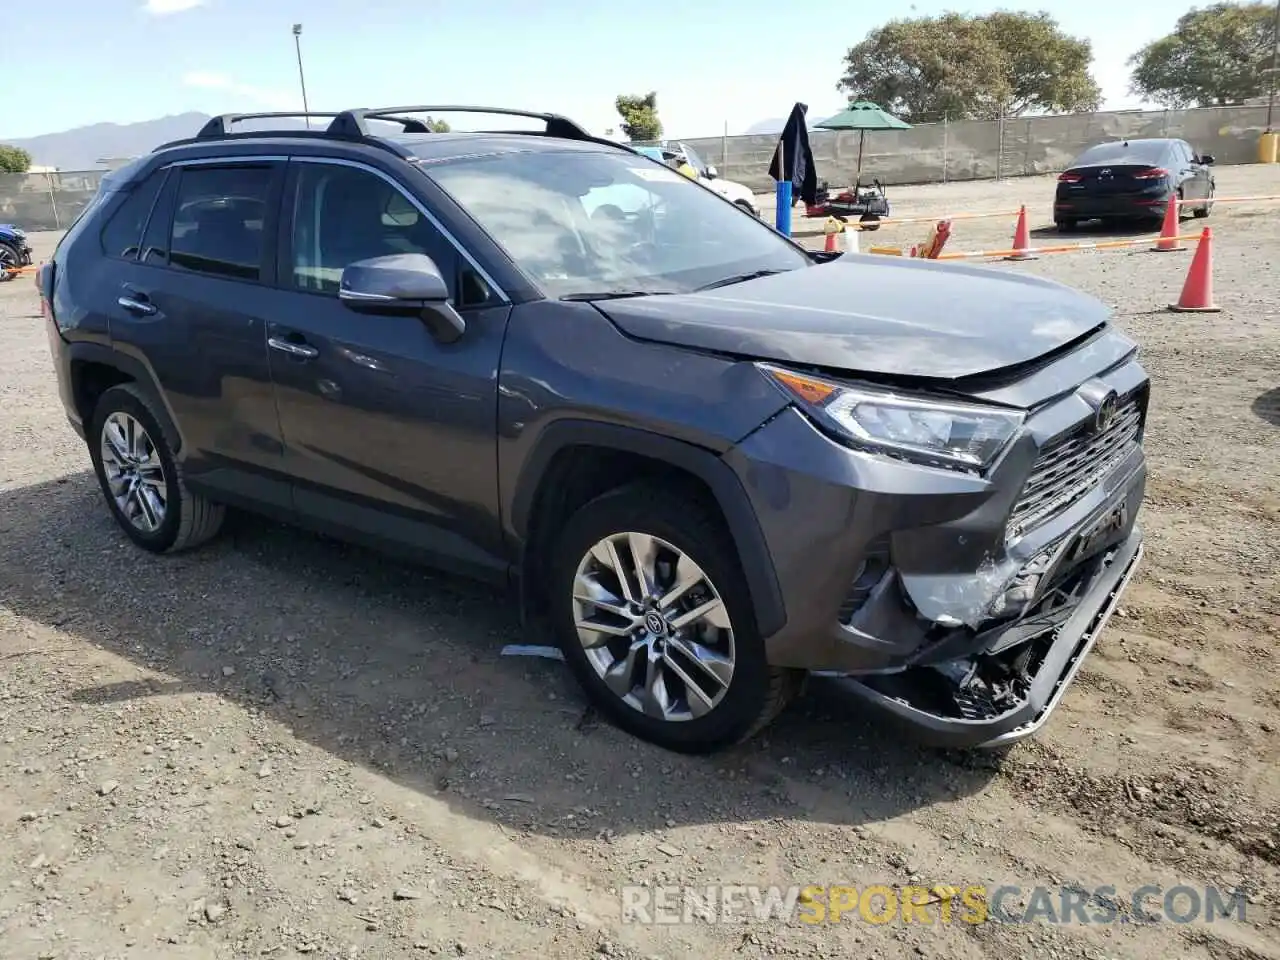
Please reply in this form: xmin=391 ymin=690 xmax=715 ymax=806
xmin=1 ymin=165 xmax=1278 ymax=960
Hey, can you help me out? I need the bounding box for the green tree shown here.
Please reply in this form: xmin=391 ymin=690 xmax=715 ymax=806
xmin=1128 ymin=2 xmax=1278 ymax=108
xmin=425 ymin=117 xmax=451 ymax=133
xmin=0 ymin=145 xmax=32 ymax=174
xmin=614 ymin=92 xmax=663 ymax=142
xmin=837 ymin=11 xmax=1102 ymax=123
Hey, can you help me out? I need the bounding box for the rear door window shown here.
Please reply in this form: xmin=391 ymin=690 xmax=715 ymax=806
xmin=168 ymin=164 xmax=277 ymax=282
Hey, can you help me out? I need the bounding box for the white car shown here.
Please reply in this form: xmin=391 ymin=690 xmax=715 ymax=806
xmin=634 ymin=143 xmax=760 ymax=217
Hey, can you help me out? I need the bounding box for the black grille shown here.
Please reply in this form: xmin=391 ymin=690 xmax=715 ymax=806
xmin=1007 ymin=392 xmax=1143 ymax=540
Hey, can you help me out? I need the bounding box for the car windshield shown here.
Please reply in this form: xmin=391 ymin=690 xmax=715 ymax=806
xmin=680 ymin=143 xmax=708 ymax=174
xmin=426 ymin=147 xmax=810 ymax=299
xmin=1072 ymin=140 xmax=1168 ymax=166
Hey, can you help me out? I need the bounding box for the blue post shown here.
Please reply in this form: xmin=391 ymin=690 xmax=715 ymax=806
xmin=775 ymin=180 xmax=793 ymax=237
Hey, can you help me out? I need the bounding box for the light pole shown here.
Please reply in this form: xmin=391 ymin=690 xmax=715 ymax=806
xmin=292 ymin=23 xmax=311 ymax=129
xmin=1267 ymin=0 xmax=1280 ymax=131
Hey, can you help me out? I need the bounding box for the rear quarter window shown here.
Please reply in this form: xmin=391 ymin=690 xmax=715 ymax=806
xmin=98 ymin=170 xmax=166 ymax=260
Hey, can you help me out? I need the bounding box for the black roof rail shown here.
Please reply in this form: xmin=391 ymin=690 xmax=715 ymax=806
xmin=327 ymin=105 xmax=595 ymax=142
xmin=195 ymin=112 xmax=343 ymax=138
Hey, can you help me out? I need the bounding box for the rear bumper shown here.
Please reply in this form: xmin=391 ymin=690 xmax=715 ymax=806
xmin=834 ymin=530 xmax=1143 ymax=749
xmin=1054 ymin=193 xmax=1169 ymax=220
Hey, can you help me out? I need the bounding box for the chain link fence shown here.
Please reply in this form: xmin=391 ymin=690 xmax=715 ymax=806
xmin=2 ymin=104 xmax=1275 ymax=232
xmin=1 ymin=170 xmax=106 ymax=232
xmin=675 ymin=104 xmax=1276 ymax=193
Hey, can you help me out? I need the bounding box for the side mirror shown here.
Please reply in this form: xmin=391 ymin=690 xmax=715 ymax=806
xmin=705 ymin=165 xmax=719 ymax=180
xmin=1199 ymin=154 xmax=1215 ymax=165
xmin=339 ymin=253 xmax=465 ymax=343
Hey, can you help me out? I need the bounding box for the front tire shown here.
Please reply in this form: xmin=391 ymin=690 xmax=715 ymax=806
xmin=548 ymin=482 xmax=797 ymax=753
xmin=0 ymin=241 xmax=20 ymax=278
xmin=88 ymin=384 xmax=225 ymax=554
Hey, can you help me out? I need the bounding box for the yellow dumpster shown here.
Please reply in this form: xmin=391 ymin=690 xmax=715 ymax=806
xmin=1260 ymin=131 xmax=1279 ymax=164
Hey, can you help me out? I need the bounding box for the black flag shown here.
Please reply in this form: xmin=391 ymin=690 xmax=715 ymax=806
xmin=768 ymin=103 xmax=817 ymax=205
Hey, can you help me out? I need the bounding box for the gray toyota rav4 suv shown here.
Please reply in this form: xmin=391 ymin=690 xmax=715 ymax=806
xmin=39 ymin=106 xmax=1147 ymax=753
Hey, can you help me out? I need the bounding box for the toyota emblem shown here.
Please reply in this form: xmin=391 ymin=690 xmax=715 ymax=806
xmin=1094 ymin=390 xmax=1119 ymax=433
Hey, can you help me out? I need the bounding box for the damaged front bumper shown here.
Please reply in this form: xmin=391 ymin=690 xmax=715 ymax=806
xmin=835 ymin=528 xmax=1143 ymax=748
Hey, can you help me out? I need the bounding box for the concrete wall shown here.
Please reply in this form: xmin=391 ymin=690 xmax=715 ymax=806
xmin=679 ymin=104 xmax=1276 ymax=192
xmin=1 ymin=104 xmax=1273 ymax=230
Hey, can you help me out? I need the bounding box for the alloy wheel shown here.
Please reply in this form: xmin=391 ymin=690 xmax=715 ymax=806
xmin=100 ymin=412 xmax=168 ymax=533
xmin=571 ymin=532 xmax=735 ymax=721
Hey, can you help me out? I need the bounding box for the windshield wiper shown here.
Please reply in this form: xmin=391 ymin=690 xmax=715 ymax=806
xmin=559 ymin=290 xmax=671 ymax=302
xmin=694 ymin=268 xmax=788 ymax=292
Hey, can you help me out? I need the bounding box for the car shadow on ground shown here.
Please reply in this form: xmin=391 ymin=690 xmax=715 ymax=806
xmin=1253 ymin=387 xmax=1280 ymax=427
xmin=0 ymin=471 xmax=1000 ymax=839
xmin=1029 ymin=220 xmax=1164 ymax=240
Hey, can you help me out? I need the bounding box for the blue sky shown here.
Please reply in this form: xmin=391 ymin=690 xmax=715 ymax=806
xmin=5 ymin=0 xmax=1177 ymax=141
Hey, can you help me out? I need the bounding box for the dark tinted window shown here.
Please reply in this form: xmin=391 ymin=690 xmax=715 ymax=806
xmin=288 ymin=162 xmax=492 ymax=307
xmin=1071 ymin=140 xmax=1169 ymax=166
xmin=169 ymin=165 xmax=274 ymax=282
xmin=140 ymin=168 xmax=177 ymax=265
xmin=99 ymin=170 xmax=165 ymax=259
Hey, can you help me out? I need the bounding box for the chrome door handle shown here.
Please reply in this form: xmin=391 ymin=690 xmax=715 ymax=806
xmin=117 ymin=296 xmax=156 ymax=316
xmin=268 ymin=336 xmax=319 ymax=359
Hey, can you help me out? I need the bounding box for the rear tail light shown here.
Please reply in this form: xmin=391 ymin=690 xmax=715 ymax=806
xmin=1132 ymin=167 xmax=1169 ymax=179
xmin=1057 ymin=171 xmax=1083 ymax=183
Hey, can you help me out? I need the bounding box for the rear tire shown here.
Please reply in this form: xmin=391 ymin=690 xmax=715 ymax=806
xmin=859 ymin=213 xmax=881 ymax=233
xmin=88 ymin=384 xmax=225 ymax=554
xmin=1194 ymin=188 xmax=1212 ymax=219
xmin=547 ymin=481 xmax=799 ymax=753
xmin=1054 ymin=218 xmax=1077 ymax=232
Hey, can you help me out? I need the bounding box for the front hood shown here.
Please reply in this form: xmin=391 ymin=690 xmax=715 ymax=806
xmin=594 ymin=256 xmax=1110 ymax=380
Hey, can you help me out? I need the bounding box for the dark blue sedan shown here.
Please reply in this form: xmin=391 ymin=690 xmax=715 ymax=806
xmin=1054 ymin=138 xmax=1215 ymax=231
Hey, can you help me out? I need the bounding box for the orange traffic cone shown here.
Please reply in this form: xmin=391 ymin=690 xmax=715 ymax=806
xmin=1168 ymin=228 xmax=1221 ymax=313
xmin=824 ymin=231 xmax=841 ymax=253
xmin=1152 ymin=191 xmax=1184 ymax=252
xmin=1005 ymin=206 xmax=1036 ymax=261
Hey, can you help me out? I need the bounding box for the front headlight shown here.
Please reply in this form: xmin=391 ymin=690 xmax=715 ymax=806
xmin=11 ymin=227 xmax=25 ymax=238
xmin=759 ymin=363 xmax=1024 ymax=471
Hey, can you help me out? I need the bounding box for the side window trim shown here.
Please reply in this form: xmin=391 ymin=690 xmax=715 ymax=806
xmin=161 ymin=157 xmax=287 ymax=286
xmin=137 ymin=166 xmax=176 ymax=264
xmin=288 ymin=155 xmax=509 ymax=303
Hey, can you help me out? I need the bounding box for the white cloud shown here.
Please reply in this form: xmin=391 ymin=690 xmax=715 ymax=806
xmin=143 ymin=0 xmax=205 ymax=14
xmin=182 ymin=71 xmax=296 ymax=111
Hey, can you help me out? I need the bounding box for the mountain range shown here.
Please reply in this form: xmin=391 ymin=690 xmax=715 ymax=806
xmin=2 ymin=113 xmax=306 ymax=171
xmin=5 ymin=112 xmax=801 ymax=171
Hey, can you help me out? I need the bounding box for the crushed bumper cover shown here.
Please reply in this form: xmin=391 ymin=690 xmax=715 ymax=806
xmin=834 ymin=529 xmax=1143 ymax=749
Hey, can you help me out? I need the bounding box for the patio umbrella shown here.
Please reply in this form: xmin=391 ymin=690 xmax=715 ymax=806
xmin=814 ymin=102 xmax=911 ymax=181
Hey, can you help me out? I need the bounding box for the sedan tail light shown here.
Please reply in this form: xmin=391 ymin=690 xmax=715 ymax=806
xmin=1057 ymin=171 xmax=1083 ymax=183
xmin=1131 ymin=167 xmax=1169 ymax=179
